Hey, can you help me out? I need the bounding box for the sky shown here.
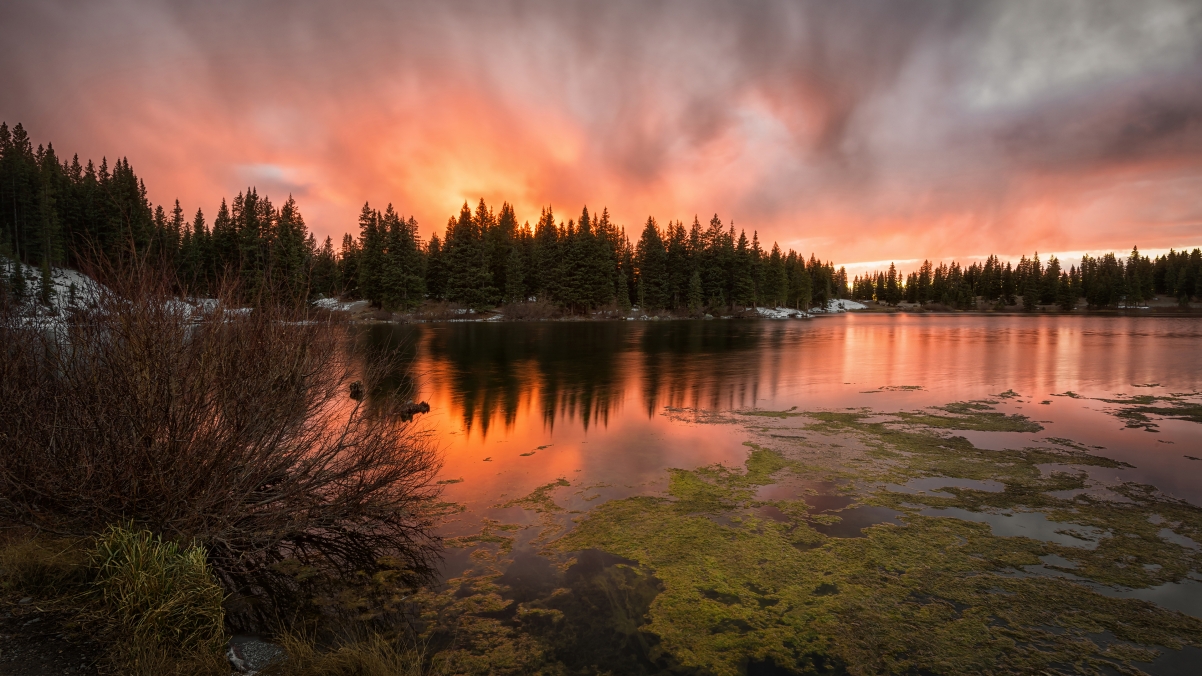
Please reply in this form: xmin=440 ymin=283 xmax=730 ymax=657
xmin=2 ymin=0 xmax=1201 ymax=272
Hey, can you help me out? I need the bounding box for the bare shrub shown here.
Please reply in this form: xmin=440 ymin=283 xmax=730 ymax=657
xmin=0 ymin=269 xmax=443 ymax=625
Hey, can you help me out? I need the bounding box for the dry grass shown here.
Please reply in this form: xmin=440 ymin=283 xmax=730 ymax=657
xmin=267 ymin=631 xmax=433 ymax=676
xmin=0 ymin=528 xmax=229 ymax=676
xmin=0 ymin=530 xmax=87 ymax=595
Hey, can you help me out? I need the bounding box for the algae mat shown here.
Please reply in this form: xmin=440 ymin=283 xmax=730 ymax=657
xmin=417 ymin=398 xmax=1202 ymax=675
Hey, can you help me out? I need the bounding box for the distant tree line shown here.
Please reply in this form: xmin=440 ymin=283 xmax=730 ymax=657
xmin=852 ymin=248 xmax=1202 ymax=310
xmin=1 ymin=122 xmax=848 ymax=312
xmin=342 ymin=199 xmax=848 ymax=313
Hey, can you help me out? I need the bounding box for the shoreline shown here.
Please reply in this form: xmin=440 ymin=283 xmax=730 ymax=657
xmin=337 ymin=305 xmax=1202 ymax=324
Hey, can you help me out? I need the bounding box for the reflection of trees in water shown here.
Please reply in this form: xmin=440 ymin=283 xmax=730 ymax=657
xmin=422 ymin=323 xmax=627 ymax=436
xmin=351 ymin=324 xmax=421 ymax=409
xmin=357 ymin=322 xmax=794 ymax=436
xmin=639 ymin=321 xmax=778 ymax=415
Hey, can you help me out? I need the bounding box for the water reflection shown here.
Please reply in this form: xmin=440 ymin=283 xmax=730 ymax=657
xmin=423 ymin=323 xmax=629 ymax=434
xmin=358 ymin=316 xmax=1202 ymax=441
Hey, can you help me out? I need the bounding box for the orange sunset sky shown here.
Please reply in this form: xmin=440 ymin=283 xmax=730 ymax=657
xmin=2 ymin=0 xmax=1201 ymax=272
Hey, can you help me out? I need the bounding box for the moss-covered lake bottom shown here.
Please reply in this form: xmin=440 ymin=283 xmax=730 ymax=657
xmin=412 ymin=396 xmax=1202 ymax=675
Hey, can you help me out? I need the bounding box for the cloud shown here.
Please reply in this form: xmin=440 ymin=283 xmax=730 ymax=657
xmin=1 ymin=0 xmax=1200 ymax=264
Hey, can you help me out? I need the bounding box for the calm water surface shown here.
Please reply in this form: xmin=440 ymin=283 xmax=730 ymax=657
xmin=359 ymin=314 xmax=1202 ymax=528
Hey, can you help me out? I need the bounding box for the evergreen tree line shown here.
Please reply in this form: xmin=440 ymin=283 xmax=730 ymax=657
xmin=0 ymin=122 xmax=335 ymax=302
xmin=343 ymin=198 xmax=849 ymax=313
xmin=851 ymin=247 xmax=1202 ymax=310
xmin=3 ymin=122 xmax=852 ymax=313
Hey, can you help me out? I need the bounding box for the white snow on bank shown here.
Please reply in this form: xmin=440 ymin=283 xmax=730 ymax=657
xmin=312 ymin=297 xmax=363 ymax=312
xmin=1 ymin=259 xmax=104 ymax=313
xmin=823 ymin=298 xmax=867 ymax=312
xmin=756 ymin=306 xmax=810 ymax=319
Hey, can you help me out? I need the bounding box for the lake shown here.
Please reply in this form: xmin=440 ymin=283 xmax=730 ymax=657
xmin=358 ymin=315 xmax=1202 ymax=675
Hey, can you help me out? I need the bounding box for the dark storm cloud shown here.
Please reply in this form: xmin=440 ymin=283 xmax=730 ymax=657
xmin=1 ymin=0 xmax=1200 ymax=262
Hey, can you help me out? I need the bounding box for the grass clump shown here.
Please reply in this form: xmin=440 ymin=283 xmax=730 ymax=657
xmin=89 ymin=525 xmax=226 ymax=654
xmin=267 ymin=631 xmax=430 ymax=676
xmin=0 ymin=526 xmax=229 ymax=675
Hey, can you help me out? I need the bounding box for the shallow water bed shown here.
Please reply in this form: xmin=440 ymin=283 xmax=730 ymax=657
xmin=415 ymin=400 xmax=1202 ymax=674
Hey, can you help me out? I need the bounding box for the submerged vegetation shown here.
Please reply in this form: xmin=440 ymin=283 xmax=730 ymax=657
xmin=402 ymin=399 xmax=1202 ymax=675
xmin=1096 ymin=392 xmax=1202 ymax=432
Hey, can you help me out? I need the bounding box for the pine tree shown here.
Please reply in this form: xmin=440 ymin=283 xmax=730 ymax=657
xmin=731 ymin=230 xmax=754 ymax=307
xmin=665 ymin=220 xmax=689 ymax=309
xmin=357 ymin=203 xmax=385 ymax=306
xmin=381 ymin=205 xmax=423 ymax=309
xmin=532 ymin=207 xmax=560 ymax=302
xmin=312 ymin=236 xmax=338 ymax=297
xmin=687 ymin=269 xmax=703 ymax=314
xmin=424 ymin=234 xmax=447 ymax=300
xmin=885 ymin=262 xmax=900 ymax=305
xmin=749 ymin=232 xmax=764 ymax=306
xmin=274 ymin=195 xmax=310 ymax=298
xmin=444 ymin=201 xmax=495 ymax=309
xmin=1056 ymin=271 xmax=1074 ymax=312
xmin=763 ymin=244 xmax=786 ymax=307
xmin=587 ymin=207 xmax=616 ymax=308
xmin=786 ymin=252 xmax=812 ymax=310
xmin=338 ymin=233 xmax=361 ymax=298
xmin=505 ymin=243 xmax=525 ymax=303
xmin=616 ymin=263 xmax=632 ymax=312
xmin=1022 ymin=269 xmax=1039 ymax=312
xmin=635 ymin=216 xmax=668 ymax=311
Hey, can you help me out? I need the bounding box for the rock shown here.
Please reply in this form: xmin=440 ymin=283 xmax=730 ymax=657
xmin=227 ymin=635 xmax=284 ymax=674
xmin=399 ymin=400 xmax=431 ymax=421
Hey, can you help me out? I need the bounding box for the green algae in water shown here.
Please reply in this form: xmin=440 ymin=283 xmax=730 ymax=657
xmin=1095 ymin=393 xmax=1202 ymax=431
xmin=550 ymin=410 xmax=1202 ymax=674
xmin=413 ymin=403 xmax=1202 ymax=674
xmin=496 ymin=478 xmax=571 ymax=513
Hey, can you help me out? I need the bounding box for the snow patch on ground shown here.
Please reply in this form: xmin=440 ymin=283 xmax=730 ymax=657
xmin=756 ymin=306 xmax=810 ymax=319
xmin=824 ymin=298 xmax=867 ymax=312
xmin=1 ymin=259 xmax=104 ymax=313
xmin=312 ymin=297 xmax=365 ymax=312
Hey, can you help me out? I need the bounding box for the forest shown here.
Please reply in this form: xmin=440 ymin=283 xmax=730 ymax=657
xmin=0 ymin=122 xmax=843 ymax=313
xmin=851 ymin=247 xmax=1202 ymax=311
xmin=3 ymin=121 xmax=1200 ymax=313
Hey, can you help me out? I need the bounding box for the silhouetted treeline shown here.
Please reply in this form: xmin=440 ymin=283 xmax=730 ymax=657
xmin=0 ymin=122 xmax=334 ymax=302
xmin=343 ymin=199 xmax=848 ymax=312
xmin=2 ymin=122 xmax=848 ymax=312
xmin=852 ymin=248 xmax=1202 ymax=310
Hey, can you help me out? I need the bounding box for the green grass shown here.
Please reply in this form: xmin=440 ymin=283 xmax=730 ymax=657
xmin=89 ymin=525 xmax=226 ymax=655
